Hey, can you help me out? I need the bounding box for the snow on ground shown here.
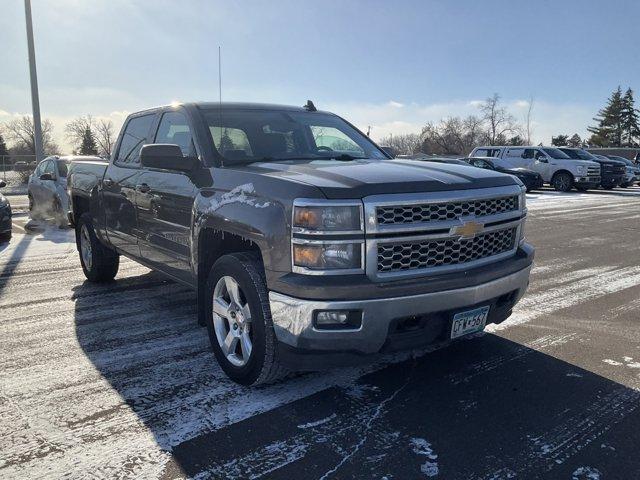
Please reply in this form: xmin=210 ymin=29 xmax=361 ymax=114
xmin=1 ymin=188 xmax=640 ymax=478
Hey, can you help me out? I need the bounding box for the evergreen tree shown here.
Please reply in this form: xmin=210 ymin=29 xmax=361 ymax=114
xmin=551 ymin=134 xmax=569 ymax=146
xmin=621 ymin=88 xmax=640 ymax=146
xmin=567 ymin=134 xmax=582 ymax=147
xmin=587 ymin=86 xmax=624 ymax=146
xmin=79 ymin=127 xmax=98 ymax=155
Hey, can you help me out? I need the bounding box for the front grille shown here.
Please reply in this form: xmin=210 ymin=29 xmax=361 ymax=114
xmin=587 ymin=166 xmax=600 ymax=176
xmin=377 ymin=227 xmax=517 ymax=273
xmin=376 ymin=196 xmax=518 ymax=225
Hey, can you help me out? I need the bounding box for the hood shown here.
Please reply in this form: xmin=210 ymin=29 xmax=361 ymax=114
xmin=238 ymin=158 xmax=518 ymax=199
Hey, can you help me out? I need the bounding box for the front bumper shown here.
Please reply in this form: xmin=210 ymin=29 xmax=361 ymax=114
xmin=601 ymin=175 xmax=624 ymax=188
xmin=574 ymin=176 xmax=600 ymax=187
xmin=269 ymin=262 xmax=532 ymax=359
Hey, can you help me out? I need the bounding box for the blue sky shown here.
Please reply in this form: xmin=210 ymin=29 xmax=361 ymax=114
xmin=1 ymin=0 xmax=639 ymax=151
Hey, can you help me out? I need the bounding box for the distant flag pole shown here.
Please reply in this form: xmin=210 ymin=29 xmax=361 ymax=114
xmin=24 ymin=0 xmax=44 ymax=161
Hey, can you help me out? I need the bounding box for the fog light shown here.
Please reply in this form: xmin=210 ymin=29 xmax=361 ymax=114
xmin=314 ymin=310 xmax=362 ymax=330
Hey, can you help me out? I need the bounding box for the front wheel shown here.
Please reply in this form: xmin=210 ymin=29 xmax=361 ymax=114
xmin=205 ymin=252 xmax=287 ymax=385
xmin=76 ymin=213 xmax=119 ymax=282
xmin=552 ymin=172 xmax=574 ymax=192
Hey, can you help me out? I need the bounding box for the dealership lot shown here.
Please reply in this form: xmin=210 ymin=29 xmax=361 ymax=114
xmin=1 ymin=188 xmax=640 ymax=479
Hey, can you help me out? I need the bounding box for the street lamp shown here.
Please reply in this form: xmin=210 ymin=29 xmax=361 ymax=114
xmin=24 ymin=0 xmax=44 ymax=162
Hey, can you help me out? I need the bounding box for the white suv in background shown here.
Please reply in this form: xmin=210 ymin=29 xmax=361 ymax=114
xmin=469 ymin=146 xmax=601 ymax=192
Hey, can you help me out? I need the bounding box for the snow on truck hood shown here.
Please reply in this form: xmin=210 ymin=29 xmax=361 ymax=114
xmin=240 ymin=158 xmax=519 ymax=199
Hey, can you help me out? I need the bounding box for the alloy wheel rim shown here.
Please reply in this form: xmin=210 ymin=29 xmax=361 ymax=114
xmin=212 ymin=275 xmax=253 ymax=367
xmin=80 ymin=225 xmax=93 ymax=270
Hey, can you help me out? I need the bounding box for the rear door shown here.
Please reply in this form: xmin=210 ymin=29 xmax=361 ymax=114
xmin=135 ymin=109 xmax=197 ymax=282
xmin=502 ymin=148 xmax=525 ymax=168
xmin=103 ymin=113 xmax=155 ymax=258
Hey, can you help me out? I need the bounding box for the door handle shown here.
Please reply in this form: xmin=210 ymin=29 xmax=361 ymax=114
xmin=103 ymin=178 xmax=114 ymax=188
xmin=136 ymin=183 xmax=151 ymax=193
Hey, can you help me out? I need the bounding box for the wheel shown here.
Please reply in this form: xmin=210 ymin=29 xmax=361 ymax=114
xmin=552 ymin=172 xmax=574 ymax=192
xmin=53 ymin=197 xmax=68 ymax=228
xmin=76 ymin=213 xmax=119 ymax=282
xmin=28 ymin=193 xmax=42 ymax=220
xmin=205 ymin=252 xmax=287 ymax=386
xmin=0 ymin=231 xmax=10 ymax=242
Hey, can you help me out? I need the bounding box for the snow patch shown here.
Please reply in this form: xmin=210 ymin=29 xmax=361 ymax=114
xmin=411 ymin=438 xmax=438 ymax=477
xmin=297 ymin=413 xmax=337 ymax=430
xmin=603 ymin=359 xmax=623 ymax=366
xmin=566 ymin=372 xmax=583 ymax=378
xmin=572 ymin=466 xmax=601 ymax=480
xmin=204 ymin=183 xmax=272 ymax=212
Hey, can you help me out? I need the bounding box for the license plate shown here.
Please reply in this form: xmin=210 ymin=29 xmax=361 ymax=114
xmin=450 ymin=306 xmax=489 ymax=339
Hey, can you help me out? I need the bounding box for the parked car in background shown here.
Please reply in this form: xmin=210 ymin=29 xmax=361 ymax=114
xmin=0 ymin=180 xmax=11 ymax=241
xmin=558 ymin=148 xmax=626 ymax=190
xmin=467 ymin=157 xmax=544 ymax=192
xmin=28 ymin=155 xmax=102 ymax=226
xmin=68 ymin=101 xmax=533 ymax=386
xmin=605 ymin=156 xmax=639 ymax=187
xmin=419 ymin=157 xmax=470 ymax=166
xmin=469 ymin=146 xmax=601 ymax=192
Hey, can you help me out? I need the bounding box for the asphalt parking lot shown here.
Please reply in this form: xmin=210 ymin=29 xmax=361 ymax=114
xmin=1 ymin=187 xmax=640 ymax=479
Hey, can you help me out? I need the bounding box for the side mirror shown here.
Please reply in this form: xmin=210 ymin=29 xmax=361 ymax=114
xmin=0 ymin=180 xmax=5 ymax=188
xmin=140 ymin=144 xmax=197 ymax=172
xmin=536 ymin=156 xmax=548 ymax=163
xmin=40 ymin=173 xmax=54 ymax=181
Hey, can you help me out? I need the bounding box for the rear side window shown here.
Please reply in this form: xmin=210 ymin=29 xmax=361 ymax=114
xmin=115 ymin=114 xmax=154 ymax=166
xmin=43 ymin=160 xmax=56 ymax=176
xmin=506 ymin=148 xmax=525 ymax=158
xmin=154 ymin=111 xmax=194 ymax=156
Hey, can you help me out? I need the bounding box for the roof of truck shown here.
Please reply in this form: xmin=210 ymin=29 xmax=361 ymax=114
xmin=131 ymin=102 xmax=333 ymax=115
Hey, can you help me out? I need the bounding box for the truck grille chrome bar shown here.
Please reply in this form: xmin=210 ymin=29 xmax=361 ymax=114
xmin=363 ymin=185 xmax=525 ymax=281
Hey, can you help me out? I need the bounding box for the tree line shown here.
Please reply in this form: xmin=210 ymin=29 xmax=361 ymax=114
xmin=0 ymin=114 xmax=116 ymax=162
xmin=551 ymin=86 xmax=640 ymax=148
xmin=379 ymin=94 xmax=532 ymax=156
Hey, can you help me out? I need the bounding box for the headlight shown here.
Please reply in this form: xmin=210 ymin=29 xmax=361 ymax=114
xmin=293 ymin=203 xmax=362 ymax=232
xmin=292 ymin=241 xmax=363 ymax=271
xmin=0 ymin=197 xmax=8 ymax=208
xmin=576 ymin=166 xmax=586 ymax=175
xmin=292 ymin=199 xmax=364 ymax=274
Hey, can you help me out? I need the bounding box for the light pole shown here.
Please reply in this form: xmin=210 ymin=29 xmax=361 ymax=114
xmin=24 ymin=0 xmax=44 ymax=162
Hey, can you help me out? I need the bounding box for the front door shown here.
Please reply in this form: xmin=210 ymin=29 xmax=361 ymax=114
xmin=136 ymin=110 xmax=197 ymax=283
xmin=104 ymin=113 xmax=155 ymax=258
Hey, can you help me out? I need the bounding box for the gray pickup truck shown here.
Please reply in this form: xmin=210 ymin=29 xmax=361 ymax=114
xmin=68 ymin=102 xmax=534 ymax=385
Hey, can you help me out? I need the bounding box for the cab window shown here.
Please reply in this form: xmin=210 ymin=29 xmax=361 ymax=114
xmin=115 ymin=114 xmax=155 ymax=166
xmin=154 ymin=111 xmax=195 ymax=156
xmin=43 ymin=160 xmax=56 ymax=176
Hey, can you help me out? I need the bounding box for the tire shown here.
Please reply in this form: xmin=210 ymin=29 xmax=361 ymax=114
xmin=552 ymin=172 xmax=574 ymax=192
xmin=76 ymin=213 xmax=119 ymax=282
xmin=28 ymin=193 xmax=42 ymax=220
xmin=0 ymin=231 xmax=11 ymax=242
xmin=205 ymin=252 xmax=287 ymax=386
xmin=53 ymin=197 xmax=68 ymax=228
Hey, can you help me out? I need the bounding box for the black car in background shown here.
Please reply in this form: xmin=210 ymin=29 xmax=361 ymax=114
xmin=0 ymin=180 xmax=12 ymax=241
xmin=466 ymin=157 xmax=544 ymax=192
xmin=559 ymin=148 xmax=625 ymax=189
xmin=605 ymin=155 xmax=639 ymax=187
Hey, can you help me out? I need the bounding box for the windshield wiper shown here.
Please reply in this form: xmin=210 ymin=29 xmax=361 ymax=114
xmin=312 ymin=154 xmax=367 ymax=161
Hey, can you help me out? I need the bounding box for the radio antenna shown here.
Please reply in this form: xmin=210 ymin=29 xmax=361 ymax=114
xmin=218 ymin=45 xmax=224 ymax=165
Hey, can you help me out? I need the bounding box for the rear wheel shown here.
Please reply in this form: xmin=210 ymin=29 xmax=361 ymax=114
xmin=552 ymin=172 xmax=574 ymax=192
xmin=77 ymin=213 xmax=119 ymax=282
xmin=205 ymin=252 xmax=287 ymax=385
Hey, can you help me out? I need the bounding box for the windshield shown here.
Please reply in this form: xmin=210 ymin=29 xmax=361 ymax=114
xmin=561 ymin=148 xmax=596 ymax=160
xmin=56 ymin=160 xmax=69 ymax=177
xmin=202 ymin=109 xmax=387 ymax=164
xmin=542 ymin=148 xmax=571 ymax=159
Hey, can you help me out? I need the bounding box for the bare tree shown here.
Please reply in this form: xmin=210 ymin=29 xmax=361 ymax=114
xmin=65 ymin=115 xmax=94 ymax=154
xmin=378 ymin=133 xmax=422 ymax=155
xmin=3 ymin=115 xmax=59 ymax=155
xmin=94 ymin=119 xmax=115 ymax=157
xmin=419 ymin=115 xmax=486 ymax=155
xmin=479 ymin=94 xmax=520 ymax=145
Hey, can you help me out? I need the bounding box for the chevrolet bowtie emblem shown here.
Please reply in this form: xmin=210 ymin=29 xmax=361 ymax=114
xmin=451 ymin=220 xmax=485 ymax=239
